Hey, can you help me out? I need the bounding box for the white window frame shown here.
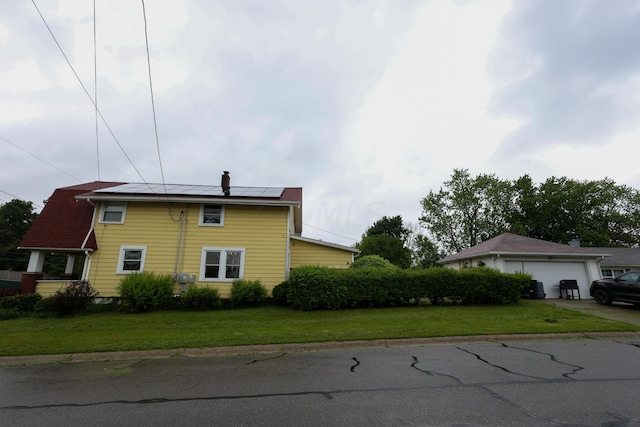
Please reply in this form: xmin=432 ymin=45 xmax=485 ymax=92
xmin=199 ymin=204 xmax=225 ymax=226
xmin=100 ymin=201 xmax=127 ymax=224
xmin=199 ymin=247 xmax=245 ymax=282
xmin=117 ymin=245 xmax=147 ymax=274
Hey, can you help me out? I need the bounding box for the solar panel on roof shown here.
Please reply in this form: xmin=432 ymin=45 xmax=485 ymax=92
xmin=94 ymin=183 xmax=284 ymax=198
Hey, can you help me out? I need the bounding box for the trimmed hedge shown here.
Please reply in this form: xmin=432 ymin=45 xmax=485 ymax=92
xmin=283 ymin=266 xmax=530 ymax=310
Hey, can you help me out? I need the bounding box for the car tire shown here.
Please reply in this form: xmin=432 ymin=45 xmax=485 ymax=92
xmin=593 ymin=288 xmax=612 ymax=306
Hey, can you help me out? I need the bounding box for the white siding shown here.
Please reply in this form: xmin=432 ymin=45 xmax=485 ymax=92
xmin=504 ymin=260 xmax=592 ymax=299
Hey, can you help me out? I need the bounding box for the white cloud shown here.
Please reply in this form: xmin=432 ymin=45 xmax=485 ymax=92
xmin=0 ymin=58 xmax=50 ymax=95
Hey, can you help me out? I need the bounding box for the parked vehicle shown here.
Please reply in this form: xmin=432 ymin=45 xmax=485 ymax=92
xmin=590 ymin=271 xmax=640 ymax=305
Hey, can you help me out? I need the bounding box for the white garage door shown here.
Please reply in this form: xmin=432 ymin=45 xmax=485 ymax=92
xmin=504 ymin=261 xmax=589 ymax=299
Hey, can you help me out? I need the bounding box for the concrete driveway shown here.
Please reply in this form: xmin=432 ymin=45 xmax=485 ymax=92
xmin=544 ymin=297 xmax=640 ymax=326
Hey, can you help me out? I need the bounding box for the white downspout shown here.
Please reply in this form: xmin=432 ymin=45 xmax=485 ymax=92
xmin=81 ymin=199 xmax=97 ymax=281
xmin=285 ymin=207 xmax=292 ymax=279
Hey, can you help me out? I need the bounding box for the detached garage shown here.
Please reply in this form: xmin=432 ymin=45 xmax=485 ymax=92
xmin=439 ymin=233 xmax=609 ymax=299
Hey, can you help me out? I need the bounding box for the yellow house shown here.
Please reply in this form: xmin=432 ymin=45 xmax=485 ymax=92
xmin=18 ymin=175 xmax=358 ymax=297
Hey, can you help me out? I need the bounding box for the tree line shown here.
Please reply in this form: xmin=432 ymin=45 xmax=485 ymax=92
xmin=357 ymin=169 xmax=640 ymax=268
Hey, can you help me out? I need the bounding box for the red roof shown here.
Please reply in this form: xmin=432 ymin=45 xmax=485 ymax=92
xmin=18 ymin=182 xmax=123 ymax=251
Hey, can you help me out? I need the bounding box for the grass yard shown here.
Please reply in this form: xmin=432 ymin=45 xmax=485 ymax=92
xmin=1 ymin=300 xmax=638 ymax=357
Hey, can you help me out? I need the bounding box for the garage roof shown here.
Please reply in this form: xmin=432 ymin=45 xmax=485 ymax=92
xmin=439 ymin=233 xmax=611 ymax=263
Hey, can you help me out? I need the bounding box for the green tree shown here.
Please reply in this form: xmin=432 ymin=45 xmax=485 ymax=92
xmin=419 ymin=169 xmax=513 ymax=253
xmin=365 ymin=215 xmax=410 ymax=242
xmin=411 ymin=234 xmax=442 ymax=268
xmin=356 ymin=215 xmax=412 ymax=268
xmin=510 ymin=176 xmax=640 ymax=246
xmin=423 ymin=170 xmax=640 ymax=253
xmin=0 ymin=199 xmax=37 ymax=270
xmin=356 ymin=234 xmax=411 ymax=269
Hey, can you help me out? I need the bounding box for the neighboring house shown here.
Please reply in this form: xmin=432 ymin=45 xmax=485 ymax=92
xmin=587 ymin=247 xmax=640 ymax=278
xmin=18 ymin=175 xmax=358 ymax=297
xmin=439 ymin=233 xmax=610 ymax=299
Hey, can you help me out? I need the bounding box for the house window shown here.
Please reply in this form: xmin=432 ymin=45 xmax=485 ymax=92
xmin=117 ymin=246 xmax=147 ymax=274
xmin=199 ymin=204 xmax=224 ymax=226
xmin=601 ymin=268 xmax=628 ymax=278
xmin=101 ymin=201 xmax=127 ymax=224
xmin=200 ymin=247 xmax=244 ymax=281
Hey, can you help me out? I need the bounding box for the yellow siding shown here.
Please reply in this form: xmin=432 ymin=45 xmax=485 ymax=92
xmin=87 ymin=202 xmax=289 ymax=297
xmin=290 ymin=239 xmax=354 ymax=269
xmin=34 ymin=280 xmax=70 ymax=297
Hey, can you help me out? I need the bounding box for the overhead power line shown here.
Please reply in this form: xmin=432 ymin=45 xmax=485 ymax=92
xmin=31 ymin=0 xmax=150 ymax=187
xmin=93 ymin=0 xmax=100 ymax=180
xmin=141 ymin=0 xmax=166 ymax=191
xmin=1 ymin=136 xmax=82 ymax=181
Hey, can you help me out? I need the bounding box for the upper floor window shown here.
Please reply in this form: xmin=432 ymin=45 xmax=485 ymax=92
xmin=199 ymin=204 xmax=224 ymax=226
xmin=101 ymin=201 xmax=127 ymax=224
xmin=117 ymin=245 xmax=147 ymax=274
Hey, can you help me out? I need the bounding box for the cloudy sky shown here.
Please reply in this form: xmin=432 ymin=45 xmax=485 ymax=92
xmin=2 ymin=0 xmax=640 ymax=247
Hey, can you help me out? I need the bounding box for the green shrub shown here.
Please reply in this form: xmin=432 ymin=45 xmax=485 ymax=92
xmin=342 ymin=267 xmax=404 ymax=308
xmin=118 ymin=272 xmax=175 ymax=312
xmin=271 ymin=280 xmax=290 ymax=306
xmin=0 ymin=293 xmax=43 ymax=312
xmin=351 ymin=255 xmax=397 ymax=270
xmin=0 ymin=307 xmax=20 ymax=320
xmin=287 ymin=266 xmax=348 ymax=310
xmin=181 ymin=285 xmax=222 ymax=310
xmin=230 ymin=279 xmax=268 ymax=307
xmin=35 ymin=280 xmax=97 ymax=317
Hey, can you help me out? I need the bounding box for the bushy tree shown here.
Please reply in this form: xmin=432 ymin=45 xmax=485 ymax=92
xmin=356 ymin=233 xmax=411 ymax=269
xmin=420 ymin=169 xmax=640 ymax=254
xmin=420 ymin=169 xmax=512 ymax=254
xmin=0 ymin=199 xmax=37 ymax=270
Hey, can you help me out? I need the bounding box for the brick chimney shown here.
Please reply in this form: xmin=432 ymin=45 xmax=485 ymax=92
xmin=221 ymin=171 xmax=230 ymax=197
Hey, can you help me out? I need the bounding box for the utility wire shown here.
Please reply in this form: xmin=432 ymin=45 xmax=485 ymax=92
xmin=93 ymin=0 xmax=100 ymax=180
xmin=302 ymin=222 xmax=359 ymax=244
xmin=1 ymin=136 xmax=82 ymax=181
xmin=31 ymin=0 xmax=150 ymax=187
xmin=141 ymin=0 xmax=166 ymax=192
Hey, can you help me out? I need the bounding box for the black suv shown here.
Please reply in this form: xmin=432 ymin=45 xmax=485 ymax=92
xmin=590 ymin=271 xmax=640 ymax=306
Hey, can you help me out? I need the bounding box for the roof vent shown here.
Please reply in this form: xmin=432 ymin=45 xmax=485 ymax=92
xmin=221 ymin=171 xmax=231 ymax=197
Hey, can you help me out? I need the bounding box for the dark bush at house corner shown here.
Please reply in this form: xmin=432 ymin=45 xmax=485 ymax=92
xmin=0 ymin=292 xmax=43 ymax=312
xmin=230 ymin=279 xmax=268 ymax=307
xmin=181 ymin=284 xmax=222 ymax=310
xmin=271 ymin=280 xmax=290 ymax=306
xmin=286 ymin=265 xmax=348 ymax=310
xmin=118 ymin=272 xmax=174 ymax=312
xmin=35 ymin=280 xmax=97 ymax=317
xmin=0 ymin=288 xmax=20 ymax=298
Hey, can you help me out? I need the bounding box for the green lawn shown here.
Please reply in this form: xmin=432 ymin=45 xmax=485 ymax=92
xmin=1 ymin=300 xmax=638 ymax=357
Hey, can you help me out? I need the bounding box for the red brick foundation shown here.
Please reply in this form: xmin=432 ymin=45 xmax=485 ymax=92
xmin=20 ymin=272 xmax=44 ymax=294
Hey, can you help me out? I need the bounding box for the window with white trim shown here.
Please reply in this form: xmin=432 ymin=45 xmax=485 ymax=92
xmin=117 ymin=246 xmax=147 ymax=274
xmin=101 ymin=201 xmax=127 ymax=224
xmin=199 ymin=204 xmax=224 ymax=226
xmin=200 ymin=247 xmax=244 ymax=281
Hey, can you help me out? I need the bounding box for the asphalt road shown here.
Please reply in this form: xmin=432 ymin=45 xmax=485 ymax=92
xmin=2 ymin=336 xmax=640 ymax=426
